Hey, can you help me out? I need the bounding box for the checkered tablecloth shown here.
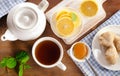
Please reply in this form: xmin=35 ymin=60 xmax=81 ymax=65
xmin=67 ymin=10 xmax=120 ymax=76
xmin=0 ymin=0 xmax=26 ymax=18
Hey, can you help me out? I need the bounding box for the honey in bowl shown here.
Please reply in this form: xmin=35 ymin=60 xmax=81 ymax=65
xmin=73 ymin=42 xmax=88 ymax=60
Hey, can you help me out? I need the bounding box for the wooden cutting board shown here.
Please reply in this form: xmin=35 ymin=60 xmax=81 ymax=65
xmin=46 ymin=0 xmax=106 ymax=45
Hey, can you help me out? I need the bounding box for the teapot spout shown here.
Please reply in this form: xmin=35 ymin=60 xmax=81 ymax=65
xmin=1 ymin=30 xmax=18 ymax=41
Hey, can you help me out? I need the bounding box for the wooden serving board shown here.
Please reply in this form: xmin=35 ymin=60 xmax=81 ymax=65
xmin=46 ymin=0 xmax=106 ymax=45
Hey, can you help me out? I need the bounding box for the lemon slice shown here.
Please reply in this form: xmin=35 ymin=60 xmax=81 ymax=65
xmin=55 ymin=9 xmax=81 ymax=28
xmin=56 ymin=17 xmax=74 ymax=37
xmin=70 ymin=12 xmax=81 ymax=28
xmin=56 ymin=9 xmax=70 ymax=21
xmin=57 ymin=13 xmax=71 ymax=21
xmin=80 ymin=0 xmax=98 ymax=17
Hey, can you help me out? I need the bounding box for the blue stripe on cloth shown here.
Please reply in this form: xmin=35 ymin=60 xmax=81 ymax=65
xmin=67 ymin=10 xmax=120 ymax=76
xmin=0 ymin=0 xmax=26 ymax=18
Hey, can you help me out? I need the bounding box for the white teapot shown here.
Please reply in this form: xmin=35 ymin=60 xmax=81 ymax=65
xmin=1 ymin=0 xmax=49 ymax=41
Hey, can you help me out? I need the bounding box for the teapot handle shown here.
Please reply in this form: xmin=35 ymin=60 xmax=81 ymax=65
xmin=100 ymin=0 xmax=107 ymax=4
xmin=38 ymin=0 xmax=49 ymax=12
xmin=1 ymin=30 xmax=17 ymax=41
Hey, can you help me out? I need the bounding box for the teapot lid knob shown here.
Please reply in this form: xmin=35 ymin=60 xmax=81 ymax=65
xmin=13 ymin=7 xmax=38 ymax=30
xmin=23 ymin=16 xmax=30 ymax=23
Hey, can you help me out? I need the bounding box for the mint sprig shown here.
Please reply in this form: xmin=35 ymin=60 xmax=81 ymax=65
xmin=0 ymin=51 xmax=31 ymax=76
xmin=6 ymin=57 xmax=17 ymax=69
xmin=19 ymin=64 xmax=23 ymax=76
xmin=0 ymin=57 xmax=17 ymax=69
xmin=16 ymin=51 xmax=30 ymax=76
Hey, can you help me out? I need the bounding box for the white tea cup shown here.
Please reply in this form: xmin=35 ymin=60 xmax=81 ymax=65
xmin=32 ymin=37 xmax=66 ymax=71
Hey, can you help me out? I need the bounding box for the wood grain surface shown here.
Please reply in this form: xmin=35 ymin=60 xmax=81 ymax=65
xmin=0 ymin=0 xmax=120 ymax=76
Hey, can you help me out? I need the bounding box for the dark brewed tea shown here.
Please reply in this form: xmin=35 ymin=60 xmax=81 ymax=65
xmin=35 ymin=40 xmax=60 ymax=65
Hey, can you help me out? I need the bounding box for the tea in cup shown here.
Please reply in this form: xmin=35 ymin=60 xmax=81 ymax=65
xmin=32 ymin=37 xmax=66 ymax=71
xmin=69 ymin=42 xmax=91 ymax=62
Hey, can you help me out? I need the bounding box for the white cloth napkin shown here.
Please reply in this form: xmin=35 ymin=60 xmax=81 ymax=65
xmin=0 ymin=0 xmax=26 ymax=18
xmin=67 ymin=10 xmax=120 ymax=76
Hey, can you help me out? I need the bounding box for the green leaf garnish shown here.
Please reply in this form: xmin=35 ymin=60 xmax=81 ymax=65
xmin=0 ymin=57 xmax=17 ymax=69
xmin=24 ymin=64 xmax=31 ymax=70
xmin=0 ymin=50 xmax=31 ymax=76
xmin=71 ymin=12 xmax=77 ymax=21
xmin=16 ymin=51 xmax=29 ymax=64
xmin=16 ymin=51 xmax=30 ymax=76
xmin=19 ymin=64 xmax=23 ymax=76
xmin=6 ymin=57 xmax=17 ymax=69
xmin=0 ymin=58 xmax=8 ymax=67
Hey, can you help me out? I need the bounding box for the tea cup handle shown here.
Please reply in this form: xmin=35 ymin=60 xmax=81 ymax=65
xmin=1 ymin=29 xmax=17 ymax=41
xmin=57 ymin=62 xmax=67 ymax=71
xmin=38 ymin=0 xmax=49 ymax=12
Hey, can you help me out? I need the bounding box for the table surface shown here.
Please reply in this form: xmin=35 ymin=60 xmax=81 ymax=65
xmin=0 ymin=0 xmax=120 ymax=76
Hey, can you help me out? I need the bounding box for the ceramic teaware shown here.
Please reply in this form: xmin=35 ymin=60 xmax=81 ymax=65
xmin=1 ymin=0 xmax=49 ymax=41
xmin=32 ymin=37 xmax=67 ymax=71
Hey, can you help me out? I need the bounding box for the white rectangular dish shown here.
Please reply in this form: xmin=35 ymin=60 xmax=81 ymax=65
xmin=46 ymin=0 xmax=106 ymax=44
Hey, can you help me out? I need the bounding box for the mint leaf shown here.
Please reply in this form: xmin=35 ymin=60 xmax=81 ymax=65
xmin=24 ymin=64 xmax=31 ymax=70
xmin=21 ymin=56 xmax=29 ymax=64
xmin=16 ymin=51 xmax=29 ymax=64
xmin=71 ymin=13 xmax=77 ymax=21
xmin=19 ymin=64 xmax=23 ymax=76
xmin=0 ymin=58 xmax=8 ymax=67
xmin=0 ymin=57 xmax=17 ymax=69
xmin=16 ymin=51 xmax=31 ymax=76
xmin=0 ymin=50 xmax=31 ymax=76
xmin=6 ymin=57 xmax=17 ymax=69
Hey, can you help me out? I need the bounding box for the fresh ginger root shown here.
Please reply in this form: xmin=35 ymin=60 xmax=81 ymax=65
xmin=99 ymin=31 xmax=119 ymax=65
xmin=99 ymin=31 xmax=115 ymax=47
xmin=114 ymin=35 xmax=120 ymax=52
xmin=105 ymin=45 xmax=119 ymax=64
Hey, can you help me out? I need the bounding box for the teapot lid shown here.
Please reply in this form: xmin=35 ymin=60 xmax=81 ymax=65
xmin=13 ymin=7 xmax=38 ymax=30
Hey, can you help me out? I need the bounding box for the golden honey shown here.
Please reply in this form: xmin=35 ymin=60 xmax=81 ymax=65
xmin=73 ymin=43 xmax=88 ymax=59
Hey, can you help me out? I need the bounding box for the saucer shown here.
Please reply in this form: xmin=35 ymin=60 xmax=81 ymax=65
xmin=92 ymin=25 xmax=120 ymax=71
